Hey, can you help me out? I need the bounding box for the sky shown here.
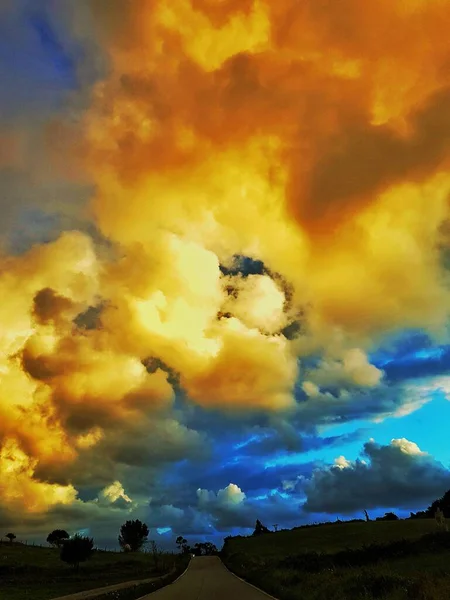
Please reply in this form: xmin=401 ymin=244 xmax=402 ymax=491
xmin=1 ymin=0 xmax=450 ymax=551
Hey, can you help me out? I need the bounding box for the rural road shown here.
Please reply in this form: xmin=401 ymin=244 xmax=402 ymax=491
xmin=138 ymin=556 xmax=274 ymax=600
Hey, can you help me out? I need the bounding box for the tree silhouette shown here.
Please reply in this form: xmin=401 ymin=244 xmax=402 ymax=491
xmin=176 ymin=536 xmax=188 ymax=553
xmin=409 ymin=489 xmax=450 ymax=520
xmin=376 ymin=512 xmax=399 ymax=521
xmin=118 ymin=519 xmax=149 ymax=552
xmin=192 ymin=542 xmax=218 ymax=556
xmin=427 ymin=489 xmax=450 ymax=518
xmin=47 ymin=529 xmax=70 ymax=548
xmin=252 ymin=519 xmax=270 ymax=536
xmin=6 ymin=533 xmax=16 ymax=544
xmin=202 ymin=541 xmax=218 ymax=555
xmin=60 ymin=535 xmax=94 ymax=570
xmin=193 ymin=542 xmax=202 ymax=556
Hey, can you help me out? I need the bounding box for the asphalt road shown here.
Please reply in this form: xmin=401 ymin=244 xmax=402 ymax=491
xmin=138 ymin=556 xmax=273 ymax=600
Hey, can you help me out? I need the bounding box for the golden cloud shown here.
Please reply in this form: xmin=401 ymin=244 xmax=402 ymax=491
xmin=1 ymin=0 xmax=450 ymax=515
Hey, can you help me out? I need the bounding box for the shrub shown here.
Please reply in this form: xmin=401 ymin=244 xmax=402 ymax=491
xmin=60 ymin=534 xmax=94 ymax=570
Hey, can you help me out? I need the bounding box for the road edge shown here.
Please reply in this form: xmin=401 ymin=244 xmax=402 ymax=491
xmin=164 ymin=559 xmax=191 ymax=587
xmin=220 ymin=558 xmax=279 ymax=600
xmin=135 ymin=559 xmax=191 ymax=599
xmin=51 ymin=575 xmax=162 ymax=600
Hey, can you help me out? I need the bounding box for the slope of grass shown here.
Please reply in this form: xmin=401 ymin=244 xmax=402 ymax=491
xmin=0 ymin=543 xmax=177 ymax=600
xmin=222 ymin=519 xmax=450 ymax=600
xmin=227 ymin=519 xmax=445 ymax=556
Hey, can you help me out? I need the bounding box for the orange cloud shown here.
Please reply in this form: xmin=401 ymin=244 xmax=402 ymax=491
xmin=2 ymin=0 xmax=450 ymax=515
xmin=82 ymin=0 xmax=450 ymax=345
xmin=0 ymin=439 xmax=77 ymax=513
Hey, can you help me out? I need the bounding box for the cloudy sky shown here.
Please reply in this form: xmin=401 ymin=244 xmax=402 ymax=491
xmin=1 ymin=0 xmax=450 ymax=550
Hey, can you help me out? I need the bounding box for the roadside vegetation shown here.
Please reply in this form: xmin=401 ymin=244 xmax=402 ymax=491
xmin=0 ymin=519 xmax=186 ymax=600
xmin=222 ymin=490 xmax=450 ymax=600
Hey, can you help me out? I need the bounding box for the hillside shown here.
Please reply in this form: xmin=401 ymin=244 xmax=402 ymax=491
xmin=0 ymin=542 xmax=176 ymax=600
xmin=224 ymin=518 xmax=443 ymax=555
xmin=222 ymin=519 xmax=450 ymax=600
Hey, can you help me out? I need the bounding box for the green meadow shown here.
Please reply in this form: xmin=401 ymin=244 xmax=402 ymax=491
xmin=222 ymin=519 xmax=450 ymax=600
xmin=0 ymin=542 xmax=183 ymax=600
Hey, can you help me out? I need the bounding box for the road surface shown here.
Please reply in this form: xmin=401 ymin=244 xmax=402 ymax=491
xmin=138 ymin=556 xmax=274 ymax=600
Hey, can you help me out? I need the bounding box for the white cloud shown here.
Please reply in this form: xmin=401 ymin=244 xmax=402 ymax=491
xmin=197 ymin=483 xmax=246 ymax=508
xmin=306 ymin=348 xmax=383 ymax=390
xmin=101 ymin=481 xmax=132 ymax=504
xmin=217 ymin=483 xmax=246 ymax=506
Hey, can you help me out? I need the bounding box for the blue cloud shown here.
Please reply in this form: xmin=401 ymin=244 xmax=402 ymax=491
xmin=0 ymin=5 xmax=75 ymax=120
xmin=29 ymin=11 xmax=76 ymax=83
xmin=370 ymin=330 xmax=450 ymax=384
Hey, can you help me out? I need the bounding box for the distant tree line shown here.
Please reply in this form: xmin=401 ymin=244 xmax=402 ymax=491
xmin=175 ymin=536 xmax=218 ymax=556
xmin=410 ymin=490 xmax=450 ymax=519
xmin=3 ymin=518 xmax=220 ymax=572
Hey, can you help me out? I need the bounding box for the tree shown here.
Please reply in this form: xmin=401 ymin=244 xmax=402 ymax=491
xmin=60 ymin=535 xmax=94 ymax=571
xmin=202 ymin=542 xmax=218 ymax=555
xmin=409 ymin=510 xmax=427 ymax=519
xmin=192 ymin=542 xmax=218 ymax=556
xmin=6 ymin=533 xmax=16 ymax=544
xmin=176 ymin=536 xmax=187 ymax=550
xmin=176 ymin=536 xmax=189 ymax=554
xmin=193 ymin=543 xmax=202 ymax=556
xmin=408 ymin=489 xmax=450 ymax=520
xmin=376 ymin=512 xmax=399 ymax=521
xmin=118 ymin=519 xmax=149 ymax=552
xmin=427 ymin=489 xmax=450 ymax=518
xmin=47 ymin=529 xmax=70 ymax=548
xmin=252 ymin=519 xmax=270 ymax=536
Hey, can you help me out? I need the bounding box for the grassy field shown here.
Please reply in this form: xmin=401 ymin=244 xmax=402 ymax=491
xmin=222 ymin=519 xmax=450 ymax=600
xmin=0 ymin=542 xmax=177 ymax=600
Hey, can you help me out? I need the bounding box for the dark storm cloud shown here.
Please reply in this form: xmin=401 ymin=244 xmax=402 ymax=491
xmin=295 ymin=379 xmax=432 ymax=426
xmin=155 ymin=425 xmax=365 ymax=506
xmin=381 ymin=348 xmax=450 ymax=384
xmin=196 ymin=483 xmax=304 ymax=532
xmin=34 ymin=415 xmax=208 ymax=492
xmin=368 ymin=330 xmax=450 ymax=385
xmin=303 ymin=438 xmax=450 ymax=514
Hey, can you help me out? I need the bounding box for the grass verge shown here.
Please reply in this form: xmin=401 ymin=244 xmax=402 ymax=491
xmin=222 ymin=520 xmax=450 ymax=600
xmin=93 ymin=555 xmax=190 ymax=600
xmin=0 ymin=543 xmax=181 ymax=600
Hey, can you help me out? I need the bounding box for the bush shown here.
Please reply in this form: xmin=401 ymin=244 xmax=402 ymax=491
xmin=347 ymin=572 xmax=413 ymax=599
xmin=376 ymin=512 xmax=399 ymax=521
xmin=277 ymin=531 xmax=450 ymax=574
xmin=93 ymin=555 xmax=190 ymax=600
xmin=60 ymin=534 xmax=94 ymax=570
